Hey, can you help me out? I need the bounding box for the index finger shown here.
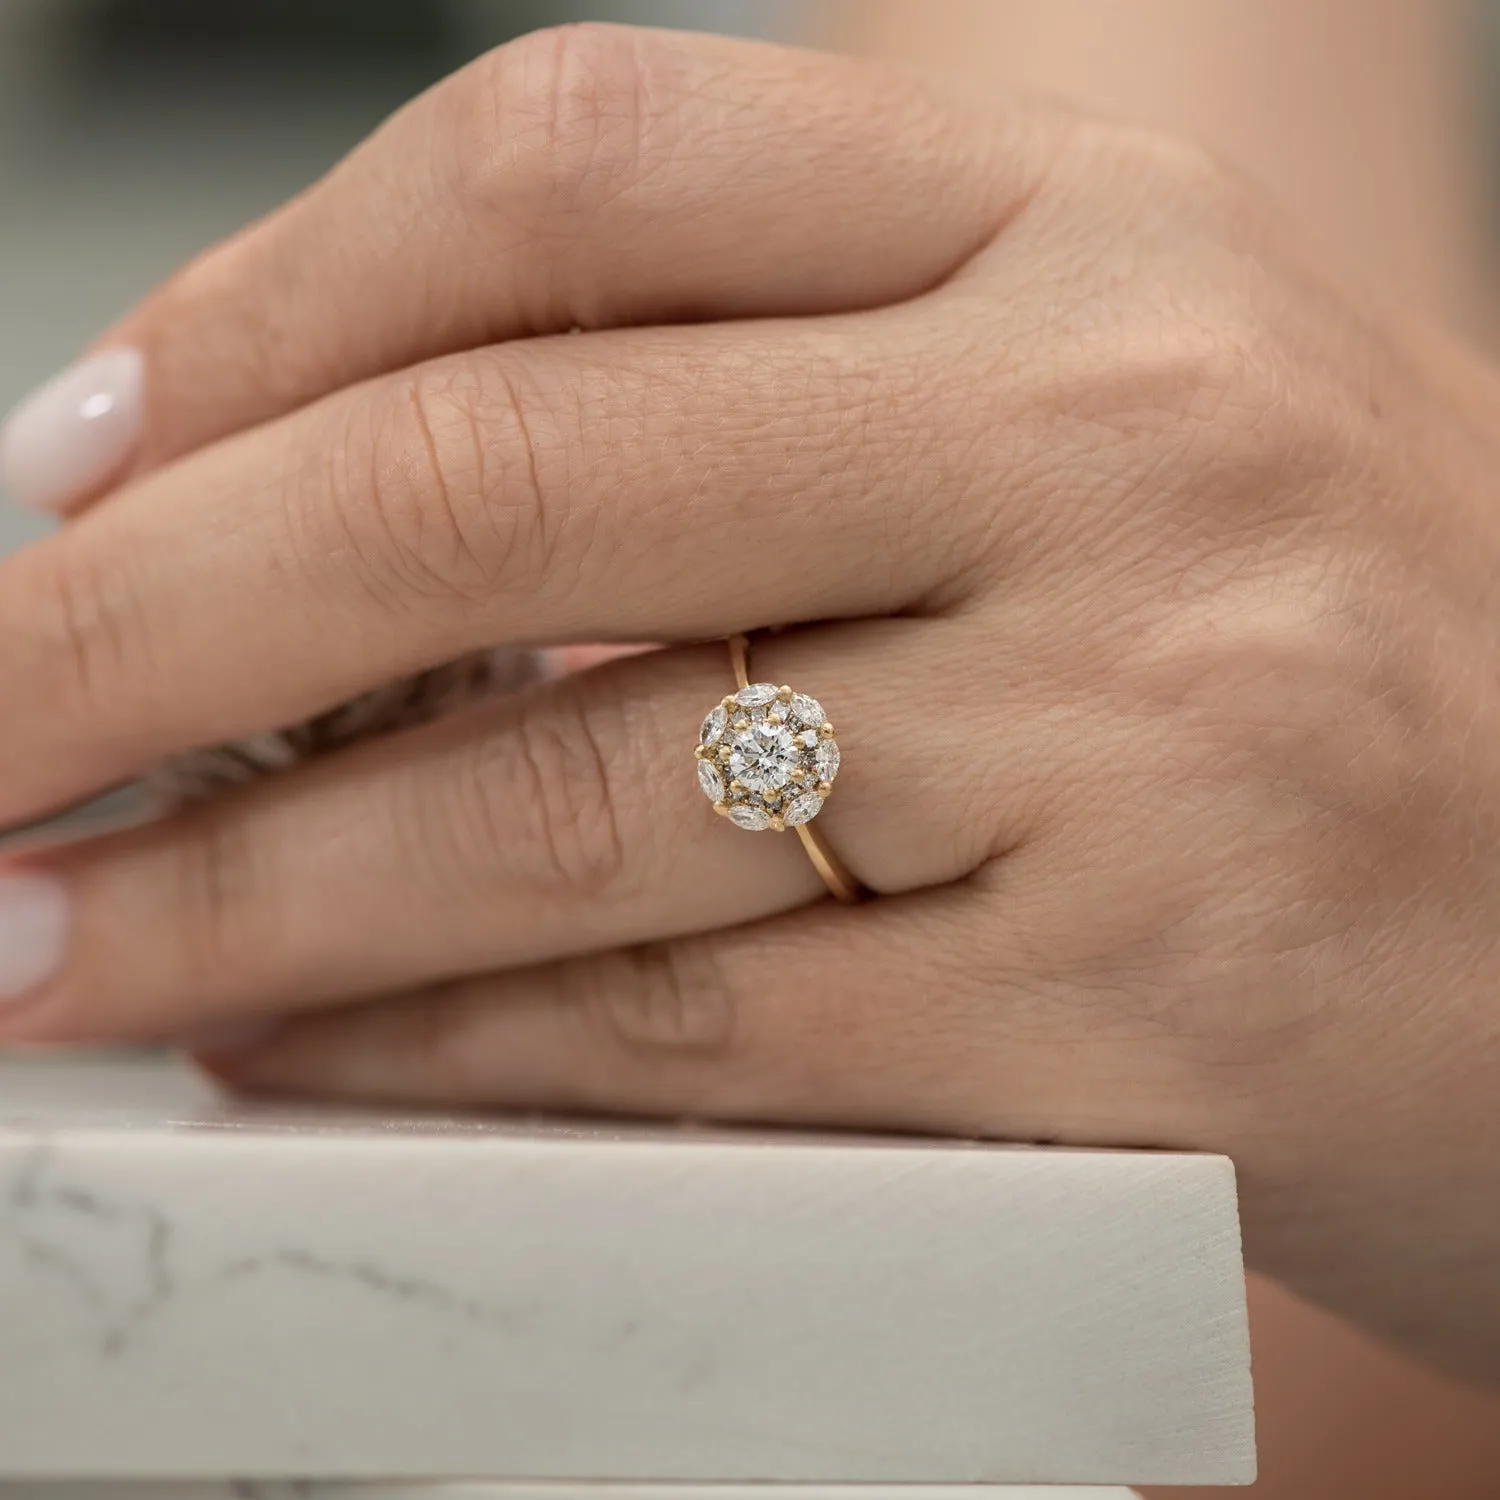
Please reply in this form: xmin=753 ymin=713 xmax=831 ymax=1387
xmin=0 ymin=311 xmax=993 ymax=827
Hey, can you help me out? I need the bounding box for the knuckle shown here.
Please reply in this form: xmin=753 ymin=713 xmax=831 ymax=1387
xmin=1124 ymin=127 xmax=1231 ymax=201
xmin=450 ymin=22 xmax=665 ymax=227
xmin=1029 ymin=311 xmax=1268 ymax=466
xmin=1138 ymin=311 xmax=1281 ymax=431
xmin=1023 ymin=285 xmax=1299 ymax=528
xmin=1129 ymin=296 xmax=1344 ymax=524
xmin=1079 ymin=119 xmax=1244 ymax=222
xmin=507 ymin=692 xmax=629 ymax=900
xmin=331 ymin=357 xmax=552 ymax=612
xmin=1042 ymin=125 xmax=1292 ymax=426
xmin=22 ymin=544 xmax=140 ymax=730
xmin=585 ymin=941 xmax=738 ymax=1058
xmin=166 ymin=807 xmax=261 ymax=987
xmin=476 ymin=355 xmax=571 ymax=590
xmin=419 ymin=680 xmax=648 ymax=919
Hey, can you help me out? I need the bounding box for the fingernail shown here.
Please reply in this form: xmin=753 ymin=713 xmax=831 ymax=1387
xmin=1 ymin=347 xmax=144 ymax=513
xmin=0 ymin=872 xmax=71 ymax=1002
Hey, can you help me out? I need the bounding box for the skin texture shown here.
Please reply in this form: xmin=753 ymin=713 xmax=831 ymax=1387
xmin=1166 ymin=1277 xmax=1500 ymax=1500
xmin=0 ymin=26 xmax=1498 ymax=1387
xmin=826 ymin=5 xmax=1500 ymax=1491
xmin=819 ymin=0 xmax=1494 ymax=333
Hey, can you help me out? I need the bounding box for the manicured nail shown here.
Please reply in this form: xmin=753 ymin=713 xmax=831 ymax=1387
xmin=1 ymin=347 xmax=143 ymax=513
xmin=0 ymin=872 xmax=71 ymax=1002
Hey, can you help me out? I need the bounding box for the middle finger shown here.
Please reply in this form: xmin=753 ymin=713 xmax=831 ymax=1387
xmin=0 ymin=310 xmax=986 ymax=827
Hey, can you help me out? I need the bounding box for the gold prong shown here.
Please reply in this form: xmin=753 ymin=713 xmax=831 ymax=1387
xmin=718 ymin=746 xmax=732 ymax=763
xmin=777 ymin=685 xmax=794 ymax=702
xmin=713 ymin=801 xmax=730 ymax=817
xmin=730 ymin=778 xmax=746 ymax=792
xmin=722 ymin=695 xmax=737 ymax=710
xmin=734 ymin=716 xmax=751 ymax=731
xmin=817 ymin=781 xmax=832 ymax=796
xmin=770 ymin=815 xmax=786 ymax=832
xmin=767 ymin=712 xmax=783 ymax=726
xmin=694 ymin=744 xmax=707 ymax=759
xmin=819 ymin=722 xmax=835 ymax=739
xmin=789 ymin=768 xmax=806 ymax=783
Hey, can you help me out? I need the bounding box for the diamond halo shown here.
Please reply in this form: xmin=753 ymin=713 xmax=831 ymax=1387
xmin=695 ymin=682 xmax=840 ymax=832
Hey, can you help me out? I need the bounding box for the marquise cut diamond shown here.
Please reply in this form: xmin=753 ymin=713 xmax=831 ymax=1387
xmin=700 ymin=705 xmax=728 ymax=747
xmin=789 ymin=693 xmax=823 ymax=728
xmin=697 ymin=759 xmax=725 ymax=802
xmin=784 ymin=790 xmax=825 ymax=827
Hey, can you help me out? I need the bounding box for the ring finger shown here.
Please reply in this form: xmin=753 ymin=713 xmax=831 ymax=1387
xmin=0 ymin=617 xmax=1008 ymax=1045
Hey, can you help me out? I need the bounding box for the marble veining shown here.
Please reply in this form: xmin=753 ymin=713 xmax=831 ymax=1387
xmin=0 ymin=1054 xmax=1252 ymax=1487
xmin=2 ymin=1143 xmax=525 ymax=1358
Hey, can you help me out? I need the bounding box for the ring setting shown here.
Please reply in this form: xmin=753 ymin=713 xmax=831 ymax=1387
xmin=695 ymin=682 xmax=841 ymax=832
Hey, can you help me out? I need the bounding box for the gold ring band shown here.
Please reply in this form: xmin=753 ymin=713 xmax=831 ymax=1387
xmin=692 ymin=634 xmax=867 ymax=904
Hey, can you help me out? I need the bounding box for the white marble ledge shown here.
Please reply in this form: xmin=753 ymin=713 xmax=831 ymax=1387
xmin=0 ymin=1054 xmax=1253 ymax=1488
xmin=0 ymin=1487 xmax=1140 ymax=1500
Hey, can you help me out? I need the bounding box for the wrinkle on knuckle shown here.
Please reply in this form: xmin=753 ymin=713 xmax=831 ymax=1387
xmin=1063 ymin=306 xmax=1272 ymax=437
xmin=167 ymin=808 xmax=260 ymax=989
xmin=1007 ymin=302 xmax=1301 ymax=564
xmin=452 ymin=23 xmax=664 ymax=235
xmin=329 ymin=359 xmax=548 ymax=615
xmin=1120 ymin=309 xmax=1342 ymax=536
xmin=509 ymin=695 xmax=628 ymax=900
xmin=482 ymin=355 xmax=573 ymax=592
xmin=585 ymin=941 xmax=738 ymax=1059
xmin=1022 ymin=129 xmax=1316 ymax=492
xmin=24 ymin=544 xmax=142 ymax=730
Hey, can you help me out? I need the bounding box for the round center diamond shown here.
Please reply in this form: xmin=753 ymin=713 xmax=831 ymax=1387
xmin=728 ymin=719 xmax=799 ymax=794
xmin=695 ymin=680 xmax=839 ymax=833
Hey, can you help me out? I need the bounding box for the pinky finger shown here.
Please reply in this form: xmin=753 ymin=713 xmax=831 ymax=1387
xmin=193 ymin=885 xmax=1034 ymax=1135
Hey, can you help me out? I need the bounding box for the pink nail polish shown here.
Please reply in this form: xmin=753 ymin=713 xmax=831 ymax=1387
xmin=1 ymin=347 xmax=144 ymax=513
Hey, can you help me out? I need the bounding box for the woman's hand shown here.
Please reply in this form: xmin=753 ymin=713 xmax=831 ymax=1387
xmin=2 ymin=25 xmax=1498 ymax=1380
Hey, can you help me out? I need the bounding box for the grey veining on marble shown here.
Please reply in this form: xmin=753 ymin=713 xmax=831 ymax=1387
xmin=0 ymin=1055 xmax=1252 ymax=1487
